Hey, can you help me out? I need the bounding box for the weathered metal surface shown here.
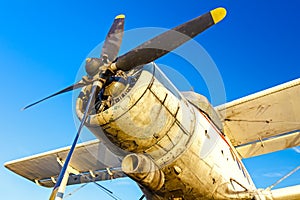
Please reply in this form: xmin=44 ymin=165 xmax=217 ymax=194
xmin=182 ymin=91 xmax=223 ymax=131
xmin=9 ymin=62 xmax=299 ymax=198
xmin=216 ymin=78 xmax=300 ymax=148
xmin=76 ymin=63 xmax=257 ymax=199
xmin=77 ymin=63 xmax=195 ymax=167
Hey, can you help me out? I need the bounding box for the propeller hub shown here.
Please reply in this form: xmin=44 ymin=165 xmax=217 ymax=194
xmin=85 ymin=58 xmax=103 ymax=77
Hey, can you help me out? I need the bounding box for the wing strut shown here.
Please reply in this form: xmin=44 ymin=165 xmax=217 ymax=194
xmin=265 ymin=165 xmax=300 ymax=191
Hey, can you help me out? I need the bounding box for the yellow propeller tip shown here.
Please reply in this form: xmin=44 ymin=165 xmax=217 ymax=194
xmin=210 ymin=7 xmax=227 ymax=24
xmin=115 ymin=14 xmax=125 ymax=19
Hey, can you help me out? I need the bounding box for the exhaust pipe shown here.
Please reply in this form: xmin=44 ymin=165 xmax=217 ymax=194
xmin=122 ymin=153 xmax=164 ymax=191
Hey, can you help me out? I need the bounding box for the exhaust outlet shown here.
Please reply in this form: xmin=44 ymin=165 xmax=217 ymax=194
xmin=122 ymin=153 xmax=164 ymax=191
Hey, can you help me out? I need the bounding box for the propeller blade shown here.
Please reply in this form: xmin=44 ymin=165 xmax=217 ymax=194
xmin=22 ymin=81 xmax=87 ymax=111
xmin=113 ymin=7 xmax=226 ymax=71
xmin=49 ymin=81 xmax=101 ymax=200
xmin=100 ymin=14 xmax=125 ymax=62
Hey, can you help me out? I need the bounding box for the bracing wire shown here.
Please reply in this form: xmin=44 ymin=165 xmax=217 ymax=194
xmin=84 ymin=175 xmax=122 ymax=200
xmin=266 ymin=165 xmax=300 ymax=190
xmin=64 ymin=183 xmax=88 ymax=199
xmin=92 ymin=181 xmax=122 ymax=200
xmin=62 ymin=174 xmax=122 ymax=200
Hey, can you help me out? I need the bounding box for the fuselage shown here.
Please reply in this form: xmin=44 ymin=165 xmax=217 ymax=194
xmin=76 ymin=63 xmax=257 ymax=199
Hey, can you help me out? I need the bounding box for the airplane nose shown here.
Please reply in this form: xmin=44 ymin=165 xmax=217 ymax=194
xmin=76 ymin=63 xmax=196 ymax=165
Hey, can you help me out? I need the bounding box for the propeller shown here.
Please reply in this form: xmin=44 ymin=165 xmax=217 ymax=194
xmin=111 ymin=7 xmax=226 ymax=71
xmin=101 ymin=14 xmax=125 ymax=62
xmin=46 ymin=15 xmax=125 ymax=199
xmin=21 ymin=81 xmax=88 ymax=111
xmin=22 ymin=8 xmax=226 ymax=200
xmin=22 ymin=14 xmax=125 ymax=111
xmin=23 ymin=8 xmax=225 ymax=111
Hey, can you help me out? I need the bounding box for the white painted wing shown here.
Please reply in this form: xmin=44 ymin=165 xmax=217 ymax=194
xmin=4 ymin=139 xmax=126 ymax=187
xmin=216 ymin=78 xmax=300 ymax=158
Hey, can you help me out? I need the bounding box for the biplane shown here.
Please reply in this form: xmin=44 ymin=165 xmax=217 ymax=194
xmin=4 ymin=7 xmax=300 ymax=200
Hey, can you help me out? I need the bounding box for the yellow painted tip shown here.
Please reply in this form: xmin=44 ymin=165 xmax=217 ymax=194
xmin=115 ymin=14 xmax=125 ymax=19
xmin=210 ymin=7 xmax=227 ymax=24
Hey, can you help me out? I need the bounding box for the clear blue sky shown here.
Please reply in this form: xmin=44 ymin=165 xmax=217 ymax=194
xmin=1 ymin=0 xmax=299 ymax=199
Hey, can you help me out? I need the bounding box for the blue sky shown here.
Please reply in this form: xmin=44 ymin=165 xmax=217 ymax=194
xmin=1 ymin=0 xmax=299 ymax=199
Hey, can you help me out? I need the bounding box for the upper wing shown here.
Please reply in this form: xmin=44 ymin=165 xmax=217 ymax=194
xmin=4 ymin=139 xmax=126 ymax=187
xmin=216 ymin=78 xmax=300 ymax=158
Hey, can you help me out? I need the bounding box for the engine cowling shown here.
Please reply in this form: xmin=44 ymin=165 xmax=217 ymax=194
xmin=76 ymin=63 xmax=196 ymax=167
